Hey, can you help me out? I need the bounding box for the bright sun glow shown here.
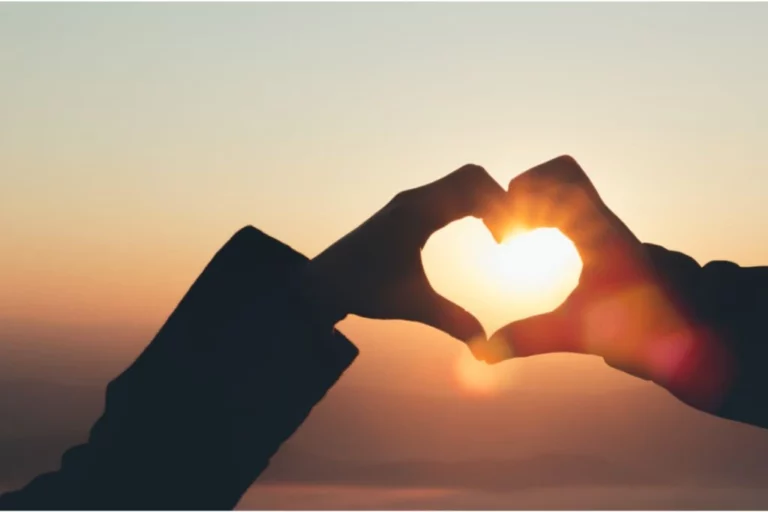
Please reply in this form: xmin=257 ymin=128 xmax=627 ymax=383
xmin=487 ymin=227 xmax=582 ymax=296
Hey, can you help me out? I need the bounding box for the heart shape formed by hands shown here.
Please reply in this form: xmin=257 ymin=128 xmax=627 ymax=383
xmin=308 ymin=157 xmax=731 ymax=411
xmin=422 ymin=218 xmax=582 ymax=337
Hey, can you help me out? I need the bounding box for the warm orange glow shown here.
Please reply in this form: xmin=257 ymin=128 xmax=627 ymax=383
xmin=453 ymin=347 xmax=506 ymax=395
xmin=453 ymin=341 xmax=523 ymax=395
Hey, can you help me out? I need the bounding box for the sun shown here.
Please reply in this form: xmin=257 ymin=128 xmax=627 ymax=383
xmin=454 ymin=345 xmax=516 ymax=396
xmin=486 ymin=227 xmax=582 ymax=297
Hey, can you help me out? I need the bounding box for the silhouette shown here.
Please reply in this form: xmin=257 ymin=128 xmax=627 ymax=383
xmin=2 ymin=158 xmax=768 ymax=509
xmin=0 ymin=165 xmax=508 ymax=509
xmin=476 ymin=155 xmax=768 ymax=430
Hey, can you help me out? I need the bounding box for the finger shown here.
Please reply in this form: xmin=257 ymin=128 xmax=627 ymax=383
xmin=484 ymin=306 xmax=654 ymax=382
xmin=409 ymin=164 xmax=510 ymax=243
xmin=408 ymin=288 xmax=486 ymax=344
xmin=483 ymin=307 xmax=580 ymax=363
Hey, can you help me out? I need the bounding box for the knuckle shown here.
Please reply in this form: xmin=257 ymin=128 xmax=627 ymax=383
xmin=554 ymin=154 xmax=579 ymax=168
xmin=553 ymin=155 xmax=588 ymax=182
xmin=387 ymin=189 xmax=420 ymax=218
xmin=457 ymin=163 xmax=489 ymax=180
xmin=512 ymin=154 xmax=588 ymax=191
xmin=390 ymin=188 xmax=415 ymax=205
xmin=453 ymin=164 xmax=493 ymax=195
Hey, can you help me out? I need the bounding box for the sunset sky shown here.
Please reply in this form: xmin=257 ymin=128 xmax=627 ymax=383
xmin=3 ymin=1 xmax=768 ymax=394
xmin=2 ymin=3 xmax=768 ymax=507
xmin=0 ymin=2 xmax=767 ymax=397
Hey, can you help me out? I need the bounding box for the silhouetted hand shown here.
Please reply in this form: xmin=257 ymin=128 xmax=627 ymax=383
xmin=477 ymin=155 xmax=768 ymax=428
xmin=301 ymin=164 xmax=508 ymax=343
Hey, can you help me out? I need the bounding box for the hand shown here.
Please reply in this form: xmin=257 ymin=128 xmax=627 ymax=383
xmin=301 ymin=164 xmax=508 ymax=344
xmin=477 ymin=156 xmax=737 ymax=417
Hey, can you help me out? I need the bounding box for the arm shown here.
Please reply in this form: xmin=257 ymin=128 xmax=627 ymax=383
xmin=0 ymin=226 xmax=359 ymax=510
xmin=643 ymin=244 xmax=768 ymax=428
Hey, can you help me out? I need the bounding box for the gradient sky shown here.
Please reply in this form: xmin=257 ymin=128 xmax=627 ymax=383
xmin=2 ymin=3 xmax=768 ymax=394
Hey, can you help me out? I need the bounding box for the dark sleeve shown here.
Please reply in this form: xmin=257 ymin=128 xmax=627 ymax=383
xmin=0 ymin=226 xmax=359 ymax=510
xmin=643 ymin=243 xmax=768 ymax=428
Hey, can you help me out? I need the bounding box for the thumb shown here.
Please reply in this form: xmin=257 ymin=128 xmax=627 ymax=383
xmin=412 ymin=289 xmax=486 ymax=345
xmin=482 ymin=307 xmax=579 ymax=363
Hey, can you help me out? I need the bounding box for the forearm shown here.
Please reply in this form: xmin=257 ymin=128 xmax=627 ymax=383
xmin=643 ymin=243 xmax=768 ymax=427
